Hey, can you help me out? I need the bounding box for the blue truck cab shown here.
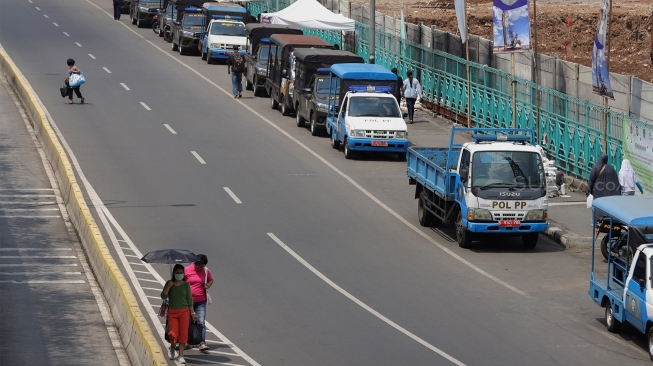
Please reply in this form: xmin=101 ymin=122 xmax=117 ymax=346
xmin=407 ymin=127 xmax=549 ymax=248
xmin=325 ymin=64 xmax=408 ymax=161
xmin=589 ymin=196 xmax=653 ymax=360
xmin=198 ymin=2 xmax=247 ymax=63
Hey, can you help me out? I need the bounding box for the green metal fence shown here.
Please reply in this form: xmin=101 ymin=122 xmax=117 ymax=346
xmin=246 ymin=1 xmax=652 ymax=179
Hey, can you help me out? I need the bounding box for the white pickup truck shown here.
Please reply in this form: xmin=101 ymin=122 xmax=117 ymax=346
xmin=200 ymin=19 xmax=247 ymax=64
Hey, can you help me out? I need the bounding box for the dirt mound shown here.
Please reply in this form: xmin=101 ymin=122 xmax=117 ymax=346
xmin=351 ymin=0 xmax=653 ymax=82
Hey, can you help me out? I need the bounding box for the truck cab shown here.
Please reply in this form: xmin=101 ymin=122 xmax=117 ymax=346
xmin=161 ymin=0 xmax=204 ymax=42
xmin=325 ymin=64 xmax=407 ymax=161
xmin=407 ymin=128 xmax=549 ymax=248
xmin=130 ymin=0 xmax=163 ymax=28
xmin=588 ymin=196 xmax=653 ymax=360
xmin=244 ymin=24 xmax=303 ymax=97
xmin=265 ymin=34 xmax=334 ymax=116
xmin=172 ymin=7 xmax=204 ymax=55
xmin=292 ymin=49 xmax=364 ymax=135
xmin=198 ymin=3 xmax=247 ymax=63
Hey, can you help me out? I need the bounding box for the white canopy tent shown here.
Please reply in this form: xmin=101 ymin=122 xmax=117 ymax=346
xmin=260 ymin=0 xmax=355 ymax=31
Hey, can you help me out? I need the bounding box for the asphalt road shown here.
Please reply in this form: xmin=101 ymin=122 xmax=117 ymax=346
xmin=0 ymin=0 xmax=648 ymax=365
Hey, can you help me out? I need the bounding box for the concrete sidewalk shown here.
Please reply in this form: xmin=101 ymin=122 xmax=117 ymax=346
xmin=405 ymin=107 xmax=593 ymax=248
xmin=0 ymin=74 xmax=127 ymax=365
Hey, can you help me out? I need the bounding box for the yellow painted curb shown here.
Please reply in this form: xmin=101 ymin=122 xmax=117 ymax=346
xmin=0 ymin=45 xmax=167 ymax=366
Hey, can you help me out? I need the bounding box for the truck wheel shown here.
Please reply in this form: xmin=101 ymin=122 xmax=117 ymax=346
xmin=343 ymin=137 xmax=354 ymax=159
xmin=397 ymin=152 xmax=407 ymax=161
xmin=456 ymin=211 xmax=473 ymax=248
xmin=418 ymin=193 xmax=434 ymax=227
xmin=172 ymin=40 xmax=178 ymax=52
xmin=310 ymin=113 xmax=319 ymax=136
xmin=253 ymin=78 xmax=262 ymax=97
xmin=522 ymin=233 xmax=539 ymax=249
xmin=131 ymin=11 xmax=137 ymax=24
xmin=600 ymin=235 xmax=610 ymax=260
xmin=206 ymin=54 xmax=212 ymax=64
xmin=270 ymin=95 xmax=279 ymax=109
xmin=201 ymin=50 xmax=207 ymax=61
xmin=281 ymin=98 xmax=290 ymax=116
xmin=246 ymin=79 xmax=253 ymax=91
xmin=296 ymin=110 xmax=305 ymax=127
xmin=178 ymin=40 xmax=186 ymax=55
xmin=158 ymin=26 xmax=164 ymax=37
xmin=605 ymin=303 xmax=622 ymax=333
xmin=648 ymin=326 xmax=653 ymax=360
xmin=136 ymin=13 xmax=143 ymax=28
xmin=330 ymin=132 xmax=340 ymax=149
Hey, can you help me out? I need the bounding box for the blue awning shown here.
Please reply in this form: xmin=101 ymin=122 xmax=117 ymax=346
xmin=592 ymin=196 xmax=653 ymax=226
xmin=330 ymin=64 xmax=396 ymax=81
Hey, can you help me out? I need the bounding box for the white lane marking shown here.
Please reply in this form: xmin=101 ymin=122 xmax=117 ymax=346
xmin=103 ymin=67 xmax=112 ymax=74
xmin=0 ymin=255 xmax=76 ymax=258
xmin=145 ymin=296 xmax=160 ymax=300
xmin=182 ymin=358 xmax=246 ymax=366
xmin=0 ymin=208 xmax=60 ymax=211
xmin=75 ymin=42 xmax=82 ymax=47
xmin=0 ymin=201 xmax=56 ymax=204
xmin=0 ymin=188 xmax=54 ymax=191
xmin=88 ymin=54 xmax=96 ymax=59
xmin=0 ymin=215 xmax=60 ymax=218
xmin=28 ymin=0 xmax=33 ymax=3
xmin=141 ymin=287 xmax=162 ymax=291
xmin=223 ymin=187 xmax=242 ymax=204
xmin=191 ymin=151 xmax=206 ymax=164
xmin=81 ymin=6 xmax=529 ymax=299
xmin=128 ymin=262 xmax=146 ymax=266
xmin=163 ymin=124 xmax=177 ymax=134
xmin=137 ymin=278 xmax=161 ymax=283
xmin=548 ymin=201 xmax=586 ymax=206
xmin=124 ymin=254 xmax=139 ymax=258
xmin=35 ymin=6 xmax=40 ymax=10
xmin=120 ymin=246 xmax=133 ymax=251
xmin=0 ymin=194 xmax=55 ymax=197
xmin=0 ymin=264 xmax=77 ymax=267
xmin=63 ymin=32 xmax=70 ymax=37
xmin=53 ymin=22 xmax=59 ymax=27
xmin=0 ymin=248 xmax=72 ymax=251
xmin=43 ymin=14 xmax=49 ymax=18
xmin=133 ymin=270 xmax=153 ymax=275
xmin=209 ymin=350 xmax=240 ymax=357
xmin=204 ymin=340 xmax=232 ymax=345
xmin=140 ymin=102 xmax=151 ymax=110
xmin=0 ymin=272 xmax=82 ymax=275
xmin=120 ymin=83 xmax=130 ymax=90
xmin=0 ymin=280 xmax=85 ymax=284
xmin=267 ymin=233 xmax=466 ymax=366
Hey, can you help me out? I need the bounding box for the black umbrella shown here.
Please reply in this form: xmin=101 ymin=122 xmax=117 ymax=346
xmin=141 ymin=249 xmax=200 ymax=265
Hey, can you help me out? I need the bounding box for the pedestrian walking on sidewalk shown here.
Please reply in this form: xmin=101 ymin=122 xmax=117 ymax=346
xmin=227 ymin=45 xmax=244 ymax=98
xmin=402 ymin=70 xmax=421 ymax=124
xmin=618 ymin=159 xmax=644 ymax=196
xmin=65 ymin=59 xmax=84 ymax=105
xmin=112 ymin=0 xmax=121 ymax=20
xmin=586 ymin=154 xmax=621 ymax=199
xmin=185 ymin=254 xmax=213 ymax=352
xmin=391 ymin=68 xmax=403 ymax=106
xmin=161 ymin=264 xmax=198 ymax=364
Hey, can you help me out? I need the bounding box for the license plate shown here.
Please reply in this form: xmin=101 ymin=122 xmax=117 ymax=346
xmin=498 ymin=220 xmax=521 ymax=227
xmin=371 ymin=140 xmax=388 ymax=147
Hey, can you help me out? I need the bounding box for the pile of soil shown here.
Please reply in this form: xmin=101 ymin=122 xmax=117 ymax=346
xmin=350 ymin=0 xmax=653 ymax=82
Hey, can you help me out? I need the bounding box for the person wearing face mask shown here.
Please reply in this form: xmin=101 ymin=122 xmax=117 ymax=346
xmin=161 ymin=264 xmax=198 ymax=364
xmin=185 ymin=254 xmax=213 ymax=351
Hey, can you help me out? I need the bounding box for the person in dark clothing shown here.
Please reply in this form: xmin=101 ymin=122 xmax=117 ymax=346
xmin=112 ymin=0 xmax=121 ymax=20
xmin=391 ymin=68 xmax=403 ymax=105
xmin=65 ymin=59 xmax=84 ymax=104
xmin=333 ymin=44 xmax=340 ymax=50
xmin=586 ymin=154 xmax=621 ymax=199
xmin=227 ymin=45 xmax=244 ymax=98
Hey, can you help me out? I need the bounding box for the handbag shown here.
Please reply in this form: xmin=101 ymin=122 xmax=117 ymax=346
xmin=188 ymin=320 xmax=204 ymax=345
xmin=164 ymin=319 xmax=171 ymax=343
xmin=68 ymin=72 xmax=86 ymax=87
xmin=158 ymin=299 xmax=168 ymax=318
xmin=204 ymin=267 xmax=212 ymax=305
xmin=587 ymin=165 xmax=607 ymax=208
xmin=59 ymin=85 xmax=67 ymax=98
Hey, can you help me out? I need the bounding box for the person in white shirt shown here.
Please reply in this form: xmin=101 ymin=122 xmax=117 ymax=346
xmin=402 ymin=70 xmax=421 ymax=124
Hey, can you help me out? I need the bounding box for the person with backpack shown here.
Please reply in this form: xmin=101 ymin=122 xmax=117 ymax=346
xmin=402 ymin=70 xmax=421 ymax=124
xmin=227 ymin=45 xmax=245 ymax=98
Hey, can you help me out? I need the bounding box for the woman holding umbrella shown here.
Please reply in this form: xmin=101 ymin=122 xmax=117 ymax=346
xmin=161 ymin=264 xmax=198 ymax=364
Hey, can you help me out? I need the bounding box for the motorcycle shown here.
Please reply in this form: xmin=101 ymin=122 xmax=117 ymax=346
xmin=152 ymin=15 xmax=159 ymax=34
xmin=596 ymin=216 xmax=631 ymax=261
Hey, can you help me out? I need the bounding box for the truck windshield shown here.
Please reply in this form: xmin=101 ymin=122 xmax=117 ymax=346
xmin=471 ymin=151 xmax=544 ymax=188
xmin=257 ymin=45 xmax=270 ymax=61
xmin=315 ymin=77 xmax=332 ymax=97
xmin=210 ymin=22 xmax=245 ymax=36
xmin=183 ymin=14 xmax=203 ymax=26
xmin=348 ymin=96 xmax=400 ymax=118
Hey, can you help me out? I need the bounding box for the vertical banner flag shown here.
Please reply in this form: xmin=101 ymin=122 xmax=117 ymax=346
xmin=623 ymin=120 xmax=653 ymax=195
xmin=591 ymin=0 xmax=614 ymax=99
xmin=400 ymin=9 xmax=406 ymax=40
xmin=454 ymin=0 xmax=467 ymax=43
xmin=493 ymin=0 xmax=531 ymax=54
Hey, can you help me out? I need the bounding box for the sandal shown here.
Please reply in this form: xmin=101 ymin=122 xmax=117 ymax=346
xmin=81 ymin=97 xmax=85 ymax=104
xmin=68 ymin=100 xmax=73 ymax=104
xmin=409 ymin=120 xmax=413 ymax=124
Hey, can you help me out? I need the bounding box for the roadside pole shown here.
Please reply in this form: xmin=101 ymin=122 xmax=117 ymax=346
xmin=511 ymin=52 xmax=516 ymax=128
xmin=370 ymin=0 xmax=375 ymax=63
xmin=532 ymin=0 xmax=540 ymax=144
xmin=464 ymin=0 xmax=471 ymax=127
xmin=602 ymin=0 xmax=612 ymax=153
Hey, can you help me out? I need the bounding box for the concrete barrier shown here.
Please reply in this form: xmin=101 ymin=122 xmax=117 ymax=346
xmin=0 ymin=45 xmax=167 ymax=366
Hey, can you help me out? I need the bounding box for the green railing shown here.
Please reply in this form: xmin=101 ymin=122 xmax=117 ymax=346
xmin=247 ymin=1 xmax=652 ymax=178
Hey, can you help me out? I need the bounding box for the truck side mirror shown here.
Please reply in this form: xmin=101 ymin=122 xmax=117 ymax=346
xmin=638 ymin=278 xmax=646 ymax=288
xmin=460 ymin=168 xmax=469 ymax=183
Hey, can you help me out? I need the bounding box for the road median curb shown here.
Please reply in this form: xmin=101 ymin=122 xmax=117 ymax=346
xmin=0 ymin=44 xmax=166 ymax=366
xmin=544 ymin=226 xmax=592 ymax=249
